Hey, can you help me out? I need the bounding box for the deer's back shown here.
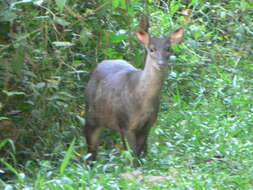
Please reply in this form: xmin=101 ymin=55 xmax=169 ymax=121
xmin=86 ymin=60 xmax=140 ymax=97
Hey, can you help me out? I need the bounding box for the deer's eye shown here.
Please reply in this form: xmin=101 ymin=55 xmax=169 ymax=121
xmin=150 ymin=47 xmax=156 ymax=52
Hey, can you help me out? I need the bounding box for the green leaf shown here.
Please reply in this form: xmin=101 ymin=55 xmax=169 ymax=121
xmin=2 ymin=90 xmax=26 ymax=96
xmin=52 ymin=41 xmax=74 ymax=47
xmin=110 ymin=34 xmax=126 ymax=43
xmin=0 ymin=140 xmax=8 ymax=150
xmin=112 ymin=0 xmax=126 ymax=9
xmin=33 ymin=0 xmax=44 ymax=6
xmin=72 ymin=60 xmax=82 ymax=65
xmin=112 ymin=0 xmax=119 ymax=8
xmin=0 ymin=117 xmax=9 ymax=121
xmin=33 ymin=82 xmax=46 ymax=89
xmin=189 ymin=0 xmax=198 ymax=7
xmin=0 ymin=11 xmax=17 ymax=22
xmin=55 ymin=0 xmax=67 ymax=11
xmin=103 ymin=48 xmax=119 ymax=58
xmin=76 ymin=115 xmax=85 ymax=125
xmin=80 ymin=28 xmax=92 ymax=46
xmin=11 ymin=0 xmax=32 ymax=8
xmin=0 ymin=159 xmax=20 ymax=181
xmin=58 ymin=91 xmax=75 ymax=99
xmin=120 ymin=0 xmax=126 ymax=9
xmin=170 ymin=0 xmax=181 ymax=17
xmin=54 ymin=16 xmax=70 ymax=26
xmin=109 ymin=30 xmax=127 ymax=43
xmin=60 ymin=139 xmax=75 ymax=175
xmin=0 ymin=139 xmax=15 ymax=153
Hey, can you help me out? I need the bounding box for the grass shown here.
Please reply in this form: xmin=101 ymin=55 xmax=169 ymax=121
xmin=1 ymin=0 xmax=253 ymax=189
xmin=1 ymin=74 xmax=253 ymax=189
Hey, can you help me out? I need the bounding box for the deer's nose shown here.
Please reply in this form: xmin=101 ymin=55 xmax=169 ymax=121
xmin=157 ymin=59 xmax=166 ymax=65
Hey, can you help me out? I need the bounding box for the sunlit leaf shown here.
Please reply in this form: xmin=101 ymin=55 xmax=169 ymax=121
xmin=10 ymin=0 xmax=32 ymax=8
xmin=0 ymin=159 xmax=20 ymax=181
xmin=0 ymin=139 xmax=8 ymax=149
xmin=80 ymin=27 xmax=92 ymax=46
xmin=54 ymin=16 xmax=70 ymax=26
xmin=2 ymin=90 xmax=26 ymax=96
xmin=112 ymin=0 xmax=119 ymax=8
xmin=3 ymin=185 xmax=13 ymax=190
xmin=33 ymin=0 xmax=44 ymax=6
xmin=55 ymin=0 xmax=67 ymax=11
xmin=35 ymin=82 xmax=46 ymax=89
xmin=60 ymin=139 xmax=75 ymax=175
xmin=170 ymin=0 xmax=180 ymax=17
xmin=52 ymin=41 xmax=74 ymax=47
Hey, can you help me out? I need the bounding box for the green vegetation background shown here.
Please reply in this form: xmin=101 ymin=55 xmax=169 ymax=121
xmin=0 ymin=0 xmax=253 ymax=189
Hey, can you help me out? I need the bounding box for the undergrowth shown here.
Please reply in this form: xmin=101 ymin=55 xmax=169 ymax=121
xmin=0 ymin=0 xmax=253 ymax=189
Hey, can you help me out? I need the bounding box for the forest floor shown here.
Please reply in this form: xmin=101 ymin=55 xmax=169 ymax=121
xmin=1 ymin=0 xmax=253 ymax=189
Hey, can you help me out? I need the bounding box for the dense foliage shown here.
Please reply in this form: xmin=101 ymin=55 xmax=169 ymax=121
xmin=0 ymin=0 xmax=253 ymax=189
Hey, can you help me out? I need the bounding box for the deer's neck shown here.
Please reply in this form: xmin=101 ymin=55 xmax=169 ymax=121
xmin=138 ymin=54 xmax=167 ymax=100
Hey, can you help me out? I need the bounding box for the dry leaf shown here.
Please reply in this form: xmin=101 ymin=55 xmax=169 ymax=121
xmin=181 ymin=9 xmax=192 ymax=23
xmin=181 ymin=9 xmax=192 ymax=16
xmin=120 ymin=170 xmax=143 ymax=181
xmin=0 ymin=120 xmax=19 ymax=141
xmin=120 ymin=171 xmax=175 ymax=183
xmin=45 ymin=79 xmax=60 ymax=83
xmin=147 ymin=176 xmax=175 ymax=183
xmin=115 ymin=143 xmax=125 ymax=150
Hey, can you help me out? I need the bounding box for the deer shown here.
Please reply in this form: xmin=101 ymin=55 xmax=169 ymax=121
xmin=84 ymin=27 xmax=184 ymax=162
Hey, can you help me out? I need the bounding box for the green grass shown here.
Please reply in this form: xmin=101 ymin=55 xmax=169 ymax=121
xmin=1 ymin=0 xmax=253 ymax=189
xmin=1 ymin=80 xmax=253 ymax=189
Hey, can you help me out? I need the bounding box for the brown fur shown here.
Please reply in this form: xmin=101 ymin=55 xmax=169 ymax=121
xmin=84 ymin=29 xmax=184 ymax=161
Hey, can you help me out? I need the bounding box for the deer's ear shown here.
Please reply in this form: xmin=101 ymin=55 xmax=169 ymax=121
xmin=136 ymin=29 xmax=149 ymax=45
xmin=170 ymin=28 xmax=184 ymax=44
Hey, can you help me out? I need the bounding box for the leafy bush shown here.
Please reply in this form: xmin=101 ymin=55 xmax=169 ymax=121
xmin=0 ymin=0 xmax=253 ymax=189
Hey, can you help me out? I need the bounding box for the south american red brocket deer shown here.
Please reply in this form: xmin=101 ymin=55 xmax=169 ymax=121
xmin=85 ymin=28 xmax=184 ymax=162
